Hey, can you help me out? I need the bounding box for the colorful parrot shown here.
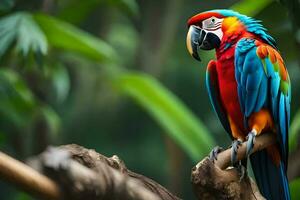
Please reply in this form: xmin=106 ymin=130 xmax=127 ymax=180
xmin=186 ymin=9 xmax=291 ymax=200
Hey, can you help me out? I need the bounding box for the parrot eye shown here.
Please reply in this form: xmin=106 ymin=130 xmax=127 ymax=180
xmin=202 ymin=17 xmax=223 ymax=30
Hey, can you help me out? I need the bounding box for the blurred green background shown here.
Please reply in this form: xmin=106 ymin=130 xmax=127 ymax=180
xmin=0 ymin=0 xmax=300 ymax=199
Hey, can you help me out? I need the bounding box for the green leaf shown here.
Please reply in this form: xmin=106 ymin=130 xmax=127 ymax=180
xmin=0 ymin=69 xmax=35 ymax=106
xmin=0 ymin=12 xmax=47 ymax=58
xmin=0 ymin=69 xmax=36 ymax=126
xmin=16 ymin=13 xmax=48 ymax=56
xmin=116 ymin=72 xmax=215 ymax=160
xmin=0 ymin=14 xmax=17 ymax=57
xmin=230 ymin=0 xmax=273 ymax=16
xmin=289 ymin=109 xmax=300 ymax=151
xmin=290 ymin=178 xmax=300 ymax=200
xmin=0 ymin=0 xmax=14 ymax=12
xmin=34 ymin=14 xmax=118 ymax=62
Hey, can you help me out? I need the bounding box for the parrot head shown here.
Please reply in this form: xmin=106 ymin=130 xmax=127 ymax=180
xmin=186 ymin=9 xmax=276 ymax=61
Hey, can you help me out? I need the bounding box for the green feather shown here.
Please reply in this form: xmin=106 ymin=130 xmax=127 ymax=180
xmin=273 ymin=62 xmax=279 ymax=72
xmin=280 ymin=81 xmax=289 ymax=95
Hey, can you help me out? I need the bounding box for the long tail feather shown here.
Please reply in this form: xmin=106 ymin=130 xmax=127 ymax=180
xmin=250 ymin=150 xmax=290 ymax=200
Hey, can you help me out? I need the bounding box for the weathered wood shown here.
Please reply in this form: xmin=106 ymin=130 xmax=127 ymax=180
xmin=0 ymin=132 xmax=277 ymax=200
xmin=31 ymin=145 xmax=181 ymax=200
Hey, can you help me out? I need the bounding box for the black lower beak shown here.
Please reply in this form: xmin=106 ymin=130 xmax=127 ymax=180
xmin=186 ymin=25 xmax=221 ymax=61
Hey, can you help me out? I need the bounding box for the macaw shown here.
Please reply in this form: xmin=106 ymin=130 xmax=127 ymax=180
xmin=186 ymin=9 xmax=291 ymax=200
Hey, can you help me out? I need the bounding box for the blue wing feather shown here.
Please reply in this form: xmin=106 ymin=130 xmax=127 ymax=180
xmin=235 ymin=38 xmax=291 ymax=200
xmin=254 ymin=75 xmax=267 ymax=112
xmin=235 ymin=38 xmax=290 ymax=159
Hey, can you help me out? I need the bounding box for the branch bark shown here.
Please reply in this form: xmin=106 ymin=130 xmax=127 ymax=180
xmin=0 ymin=145 xmax=180 ymax=200
xmin=0 ymin=133 xmax=277 ymax=200
xmin=191 ymin=132 xmax=276 ymax=200
xmin=33 ymin=145 xmax=181 ymax=200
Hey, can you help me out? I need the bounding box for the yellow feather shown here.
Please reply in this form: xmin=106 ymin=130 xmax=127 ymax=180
xmin=222 ymin=17 xmax=242 ymax=35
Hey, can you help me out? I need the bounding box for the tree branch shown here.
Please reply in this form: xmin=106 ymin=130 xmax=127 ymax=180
xmin=191 ymin=132 xmax=276 ymax=200
xmin=35 ymin=147 xmax=163 ymax=200
xmin=0 ymin=133 xmax=277 ymax=200
xmin=0 ymin=145 xmax=180 ymax=200
xmin=33 ymin=145 xmax=181 ymax=200
xmin=0 ymin=151 xmax=61 ymax=200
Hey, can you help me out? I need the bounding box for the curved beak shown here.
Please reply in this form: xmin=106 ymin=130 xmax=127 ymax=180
xmin=186 ymin=25 xmax=221 ymax=62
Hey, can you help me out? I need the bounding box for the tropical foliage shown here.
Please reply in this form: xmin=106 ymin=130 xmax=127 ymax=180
xmin=0 ymin=0 xmax=299 ymax=199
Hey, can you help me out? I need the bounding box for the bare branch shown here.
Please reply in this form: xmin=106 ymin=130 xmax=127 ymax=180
xmin=0 ymin=151 xmax=61 ymax=200
xmin=36 ymin=147 xmax=165 ymax=200
xmin=0 ymin=145 xmax=180 ymax=200
xmin=0 ymin=133 xmax=277 ymax=200
xmin=45 ymin=145 xmax=181 ymax=200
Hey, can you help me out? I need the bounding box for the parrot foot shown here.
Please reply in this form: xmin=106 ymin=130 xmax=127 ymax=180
xmin=246 ymin=130 xmax=257 ymax=157
xmin=231 ymin=139 xmax=243 ymax=166
xmin=209 ymin=146 xmax=223 ymax=162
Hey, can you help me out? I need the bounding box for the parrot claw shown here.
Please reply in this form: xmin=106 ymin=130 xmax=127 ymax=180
xmin=209 ymin=146 xmax=223 ymax=162
xmin=231 ymin=139 xmax=243 ymax=166
xmin=246 ymin=130 xmax=257 ymax=157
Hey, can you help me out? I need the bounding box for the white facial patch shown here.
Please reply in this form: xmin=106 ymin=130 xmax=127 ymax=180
xmin=202 ymin=17 xmax=224 ymax=40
